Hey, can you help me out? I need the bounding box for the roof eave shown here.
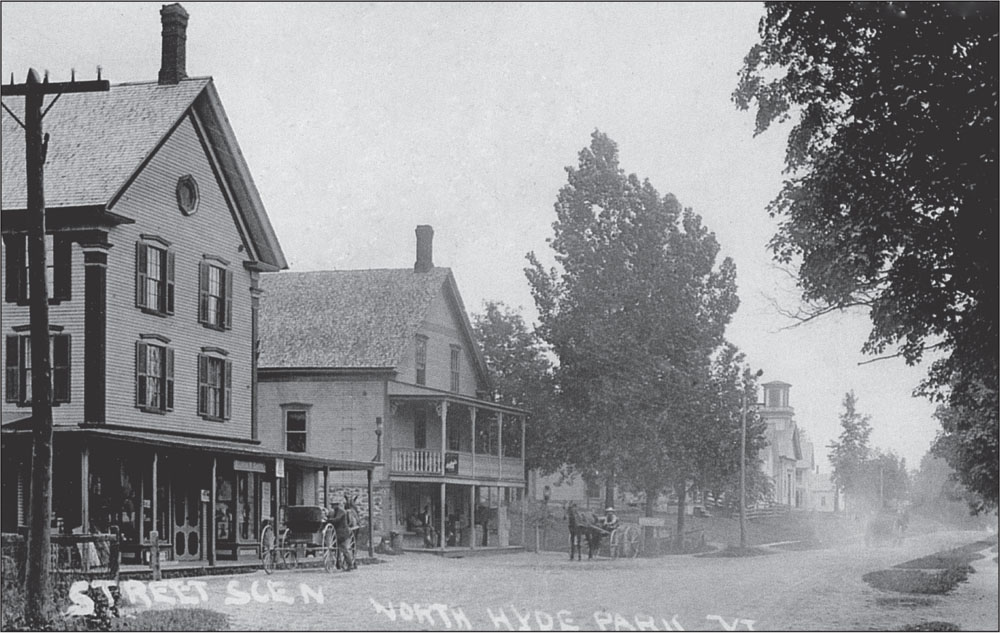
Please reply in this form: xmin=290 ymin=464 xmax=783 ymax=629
xmin=195 ymin=81 xmax=288 ymax=270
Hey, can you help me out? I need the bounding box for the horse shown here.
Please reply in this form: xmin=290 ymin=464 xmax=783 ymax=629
xmin=566 ymin=503 xmax=608 ymax=560
xmin=865 ymin=510 xmax=904 ymax=547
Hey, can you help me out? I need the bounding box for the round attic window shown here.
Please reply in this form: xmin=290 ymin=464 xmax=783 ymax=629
xmin=176 ymin=175 xmax=200 ymax=216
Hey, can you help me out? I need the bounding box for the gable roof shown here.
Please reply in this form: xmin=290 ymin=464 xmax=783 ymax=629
xmin=2 ymin=77 xmax=286 ymax=269
xmin=258 ymin=268 xmax=491 ymax=387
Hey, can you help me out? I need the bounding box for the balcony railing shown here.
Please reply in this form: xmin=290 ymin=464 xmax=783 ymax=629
xmin=392 ymin=449 xmax=442 ymax=474
xmin=390 ymin=448 xmax=523 ymax=480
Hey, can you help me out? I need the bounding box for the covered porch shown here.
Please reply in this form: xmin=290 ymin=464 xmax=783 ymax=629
xmin=0 ymin=423 xmax=381 ymax=568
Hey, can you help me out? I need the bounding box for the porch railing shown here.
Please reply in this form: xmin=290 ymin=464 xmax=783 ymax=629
xmin=392 ymin=449 xmax=443 ymax=474
xmin=391 ymin=449 xmax=523 ymax=480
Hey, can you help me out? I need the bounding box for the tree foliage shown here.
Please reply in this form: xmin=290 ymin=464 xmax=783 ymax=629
xmin=735 ymin=2 xmax=998 ymax=509
xmin=471 ymin=301 xmax=560 ymax=474
xmin=827 ymin=390 xmax=873 ymax=498
xmin=525 ymin=131 xmax=747 ymax=532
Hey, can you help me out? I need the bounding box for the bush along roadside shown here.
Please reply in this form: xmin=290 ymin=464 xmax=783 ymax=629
xmin=862 ymin=536 xmax=996 ymax=596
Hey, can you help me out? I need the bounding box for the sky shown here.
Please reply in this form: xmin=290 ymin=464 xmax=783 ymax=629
xmin=1 ymin=2 xmax=944 ymax=471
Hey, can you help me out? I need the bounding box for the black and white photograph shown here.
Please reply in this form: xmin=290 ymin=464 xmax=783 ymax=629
xmin=1 ymin=3 xmax=997 ymax=631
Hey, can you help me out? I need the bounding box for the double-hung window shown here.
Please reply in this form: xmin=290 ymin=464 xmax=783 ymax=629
xmin=199 ymin=257 xmax=233 ymax=330
xmin=414 ymin=335 xmax=427 ymax=386
xmin=286 ymin=410 xmax=307 ymax=453
xmin=135 ymin=237 xmax=175 ymax=315
xmin=5 ymin=331 xmax=71 ymax=405
xmin=135 ymin=336 xmax=174 ymax=413
xmin=450 ymin=345 xmax=461 ymax=392
xmin=4 ymin=233 xmax=72 ymax=304
xmin=198 ymin=349 xmax=231 ymax=421
xmin=414 ymin=409 xmax=427 ymax=450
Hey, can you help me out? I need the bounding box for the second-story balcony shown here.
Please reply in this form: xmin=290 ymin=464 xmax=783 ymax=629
xmin=390 ymin=448 xmax=523 ymax=482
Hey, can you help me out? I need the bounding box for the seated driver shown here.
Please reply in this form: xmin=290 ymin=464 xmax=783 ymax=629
xmin=603 ymin=507 xmax=619 ymax=532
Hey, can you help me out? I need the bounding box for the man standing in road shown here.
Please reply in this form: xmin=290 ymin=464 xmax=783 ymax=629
xmin=328 ymin=502 xmax=356 ymax=571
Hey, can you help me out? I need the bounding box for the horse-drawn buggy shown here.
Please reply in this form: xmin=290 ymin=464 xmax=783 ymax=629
xmin=566 ymin=504 xmax=641 ymax=560
xmin=259 ymin=498 xmax=361 ymax=574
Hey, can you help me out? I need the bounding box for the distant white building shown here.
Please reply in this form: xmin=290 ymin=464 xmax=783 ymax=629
xmin=759 ymin=381 xmax=803 ymax=507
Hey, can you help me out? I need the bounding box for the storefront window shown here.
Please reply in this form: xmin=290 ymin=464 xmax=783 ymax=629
xmin=237 ymin=472 xmax=256 ymax=541
xmin=216 ymin=475 xmax=233 ymax=542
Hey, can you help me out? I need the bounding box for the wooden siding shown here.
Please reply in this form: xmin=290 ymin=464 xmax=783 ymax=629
xmin=256 ymin=377 xmax=384 ymax=463
xmin=395 ymin=287 xmax=483 ymax=395
xmin=1 ymin=240 xmax=87 ymax=425
xmin=103 ymin=113 xmax=255 ymax=439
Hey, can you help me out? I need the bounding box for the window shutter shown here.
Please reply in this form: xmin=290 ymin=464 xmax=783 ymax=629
xmin=52 ymin=334 xmax=70 ymax=403
xmin=4 ymin=336 xmax=18 ymax=403
xmin=165 ymin=347 xmax=174 ymax=411
xmin=197 ymin=354 xmax=208 ymax=415
xmin=5 ymin=235 xmax=26 ymax=303
xmin=198 ymin=261 xmax=209 ymax=324
xmin=135 ymin=243 xmax=148 ymax=309
xmin=136 ymin=341 xmax=147 ymax=407
xmin=165 ymin=250 xmax=175 ymax=315
xmin=19 ymin=336 xmax=29 ymax=405
xmin=53 ymin=236 xmax=72 ymax=302
xmin=224 ymin=359 xmax=232 ymax=420
xmin=224 ymin=270 xmax=234 ymax=330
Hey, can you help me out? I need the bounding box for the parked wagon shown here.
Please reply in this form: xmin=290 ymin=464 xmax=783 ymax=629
xmin=259 ymin=506 xmax=339 ymax=574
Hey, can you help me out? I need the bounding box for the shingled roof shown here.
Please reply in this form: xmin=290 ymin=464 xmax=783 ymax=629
xmin=3 ymin=79 xmax=204 ymax=209
xmin=2 ymin=78 xmax=286 ymax=269
xmin=258 ymin=268 xmax=454 ymax=369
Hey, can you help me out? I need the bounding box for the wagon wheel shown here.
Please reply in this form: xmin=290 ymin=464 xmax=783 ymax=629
xmin=623 ymin=525 xmax=641 ymax=558
xmin=278 ymin=528 xmax=298 ymax=569
xmin=322 ymin=524 xmax=338 ymax=573
xmin=608 ymin=528 xmax=622 ymax=559
xmin=260 ymin=524 xmax=276 ymax=575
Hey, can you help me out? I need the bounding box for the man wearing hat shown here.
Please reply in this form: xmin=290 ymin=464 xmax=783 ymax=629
xmin=327 ymin=502 xmax=356 ymax=571
xmin=603 ymin=506 xmax=620 ymax=533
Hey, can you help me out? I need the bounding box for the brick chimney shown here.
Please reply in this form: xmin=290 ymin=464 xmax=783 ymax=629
xmin=158 ymin=3 xmax=189 ymax=85
xmin=414 ymin=225 xmax=434 ymax=273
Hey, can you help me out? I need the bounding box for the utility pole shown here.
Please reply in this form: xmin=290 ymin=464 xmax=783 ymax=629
xmin=2 ymin=68 xmax=108 ymax=626
xmin=739 ymin=369 xmax=762 ymax=550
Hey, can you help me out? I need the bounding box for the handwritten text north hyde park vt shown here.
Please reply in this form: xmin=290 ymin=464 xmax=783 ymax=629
xmin=369 ymin=598 xmax=756 ymax=631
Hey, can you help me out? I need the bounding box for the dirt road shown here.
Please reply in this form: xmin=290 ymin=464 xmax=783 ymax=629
xmin=111 ymin=528 xmax=997 ymax=631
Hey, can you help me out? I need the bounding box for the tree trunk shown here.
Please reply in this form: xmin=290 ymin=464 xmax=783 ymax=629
xmin=644 ymin=488 xmax=658 ymax=551
xmin=604 ymin=472 xmax=615 ymax=510
xmin=674 ymin=480 xmax=686 ymax=552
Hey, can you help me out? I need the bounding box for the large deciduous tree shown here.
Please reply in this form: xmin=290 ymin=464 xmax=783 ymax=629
xmin=471 ymin=301 xmax=560 ymax=475
xmin=734 ymin=2 xmax=998 ymax=510
xmin=525 ymin=130 xmax=741 ymax=527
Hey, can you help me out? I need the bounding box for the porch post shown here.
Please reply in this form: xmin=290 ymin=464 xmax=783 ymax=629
xmin=323 ymin=466 xmax=330 ymax=509
xmin=366 ymin=469 xmax=374 ymax=558
xmin=80 ymin=444 xmax=89 ymax=533
xmin=498 ymin=412 xmax=504 ymax=481
xmin=439 ymin=401 xmax=448 ymax=475
xmin=151 ymin=452 xmax=158 ymax=543
xmin=470 ymin=406 xmax=476 ymax=478
xmin=469 ymin=485 xmax=476 ymax=550
xmin=209 ymin=457 xmax=216 ymax=566
xmin=439 ymin=482 xmax=446 ymax=553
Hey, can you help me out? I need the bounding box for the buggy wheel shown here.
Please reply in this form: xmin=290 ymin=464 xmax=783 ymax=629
xmin=278 ymin=528 xmax=298 ymax=569
xmin=322 ymin=524 xmax=338 ymax=573
xmin=623 ymin=525 xmax=641 ymax=558
xmin=260 ymin=525 xmax=276 ymax=575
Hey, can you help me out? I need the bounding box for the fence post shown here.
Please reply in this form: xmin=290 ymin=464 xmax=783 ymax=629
xmin=150 ymin=531 xmax=161 ymax=581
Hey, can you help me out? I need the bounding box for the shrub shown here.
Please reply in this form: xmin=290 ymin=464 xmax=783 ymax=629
xmin=863 ymin=568 xmax=969 ymax=594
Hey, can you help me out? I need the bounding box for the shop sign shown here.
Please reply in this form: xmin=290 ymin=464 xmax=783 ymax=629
xmin=275 ymin=458 xmax=285 ymax=479
xmin=233 ymin=459 xmax=267 ymax=473
xmin=444 ymin=452 xmax=459 ymax=475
